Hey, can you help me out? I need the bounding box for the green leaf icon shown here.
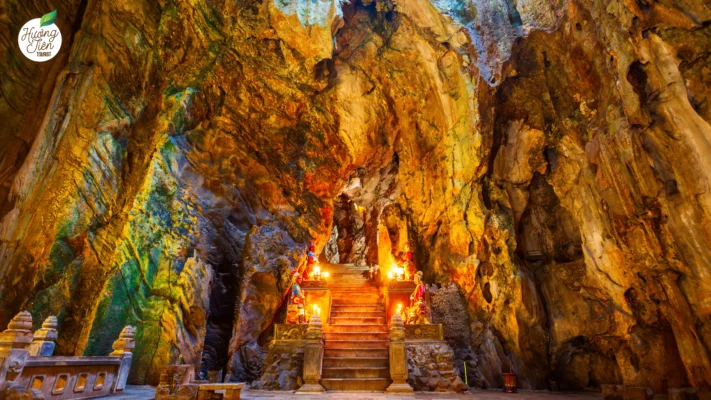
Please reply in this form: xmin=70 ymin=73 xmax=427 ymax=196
xmin=39 ymin=10 xmax=57 ymax=27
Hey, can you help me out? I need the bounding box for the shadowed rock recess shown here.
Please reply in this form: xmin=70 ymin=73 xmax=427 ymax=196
xmin=1 ymin=0 xmax=710 ymax=393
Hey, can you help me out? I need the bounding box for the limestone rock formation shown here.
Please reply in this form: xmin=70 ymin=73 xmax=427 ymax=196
xmin=1 ymin=0 xmax=710 ymax=393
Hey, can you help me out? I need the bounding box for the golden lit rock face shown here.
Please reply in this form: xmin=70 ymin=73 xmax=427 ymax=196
xmin=0 ymin=0 xmax=710 ymax=392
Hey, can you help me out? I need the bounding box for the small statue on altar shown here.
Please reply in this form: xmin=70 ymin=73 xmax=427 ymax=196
xmin=303 ymin=242 xmax=317 ymax=280
xmin=399 ymin=251 xmax=417 ymax=280
xmin=406 ymin=271 xmax=430 ymax=324
xmin=287 ymin=270 xmax=306 ymax=324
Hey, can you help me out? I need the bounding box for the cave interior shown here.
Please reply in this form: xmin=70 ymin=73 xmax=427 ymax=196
xmin=0 ymin=0 xmax=711 ymax=395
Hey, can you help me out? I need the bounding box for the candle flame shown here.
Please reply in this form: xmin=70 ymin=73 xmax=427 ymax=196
xmin=322 ymin=271 xmax=329 ymax=278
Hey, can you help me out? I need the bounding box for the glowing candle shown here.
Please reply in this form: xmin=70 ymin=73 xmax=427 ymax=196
xmin=322 ymin=271 xmax=329 ymax=278
xmin=313 ymin=265 xmax=321 ymax=280
xmin=392 ymin=266 xmax=404 ymax=281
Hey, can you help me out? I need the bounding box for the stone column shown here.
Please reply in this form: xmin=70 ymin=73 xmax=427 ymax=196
xmin=386 ymin=314 xmax=413 ymax=394
xmin=109 ymin=326 xmax=135 ymax=393
xmin=28 ymin=316 xmax=58 ymax=356
xmin=297 ymin=315 xmax=325 ymax=393
xmin=0 ymin=312 xmax=34 ymax=393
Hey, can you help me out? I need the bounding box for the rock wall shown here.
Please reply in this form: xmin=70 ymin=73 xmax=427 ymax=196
xmin=0 ymin=0 xmax=710 ymax=392
xmin=254 ymin=343 xmax=305 ymax=391
xmin=406 ymin=342 xmax=467 ymax=392
xmin=488 ymin=0 xmax=711 ymax=392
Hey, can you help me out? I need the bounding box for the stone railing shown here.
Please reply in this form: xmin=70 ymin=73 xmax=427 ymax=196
xmin=0 ymin=311 xmax=134 ymax=400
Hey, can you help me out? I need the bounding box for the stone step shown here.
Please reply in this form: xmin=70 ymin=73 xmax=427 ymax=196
xmin=326 ymin=324 xmax=388 ymax=333
xmin=331 ymin=290 xmax=380 ymax=295
xmin=329 ymin=283 xmax=374 ymax=287
xmin=325 ymin=332 xmax=389 ymax=341
xmin=328 ymin=277 xmax=369 ymax=281
xmin=327 ymin=270 xmax=367 ymax=274
xmin=323 ymin=357 xmax=389 ymax=368
xmin=322 ymin=367 xmax=390 ymax=379
xmin=330 ymin=297 xmax=380 ymax=303
xmin=331 ymin=311 xmax=386 ymax=318
xmin=331 ymin=306 xmax=386 ymax=312
xmin=323 ymin=348 xmax=389 ymax=358
xmin=324 ymin=340 xmax=389 ymax=349
xmin=330 ymin=316 xmax=386 ymax=324
xmin=331 ymin=297 xmax=382 ymax=304
xmin=329 ymin=286 xmax=373 ymax=290
xmin=327 ymin=269 xmax=367 ymax=273
xmin=331 ymin=304 xmax=385 ymax=312
xmin=320 ymin=378 xmax=391 ymax=392
xmin=331 ymin=290 xmax=380 ymax=294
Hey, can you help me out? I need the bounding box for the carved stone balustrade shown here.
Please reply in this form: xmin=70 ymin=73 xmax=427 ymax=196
xmin=28 ymin=317 xmax=58 ymax=357
xmin=0 ymin=311 xmax=134 ymax=400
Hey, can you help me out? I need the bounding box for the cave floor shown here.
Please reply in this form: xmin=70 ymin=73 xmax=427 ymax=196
xmin=118 ymin=386 xmax=604 ymax=399
xmin=242 ymin=390 xmax=602 ymax=399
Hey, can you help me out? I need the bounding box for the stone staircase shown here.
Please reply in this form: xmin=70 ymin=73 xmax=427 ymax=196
xmin=321 ymin=263 xmax=391 ymax=392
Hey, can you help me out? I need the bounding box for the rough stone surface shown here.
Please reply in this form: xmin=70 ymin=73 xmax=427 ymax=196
xmin=406 ymin=343 xmax=467 ymax=392
xmin=253 ymin=343 xmax=305 ymax=391
xmin=430 ymin=283 xmax=487 ymax=388
xmin=1 ymin=0 xmax=711 ymax=393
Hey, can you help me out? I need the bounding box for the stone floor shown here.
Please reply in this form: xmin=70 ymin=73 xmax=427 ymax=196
xmin=244 ymin=390 xmax=601 ymax=399
xmin=118 ymin=386 xmax=603 ymax=400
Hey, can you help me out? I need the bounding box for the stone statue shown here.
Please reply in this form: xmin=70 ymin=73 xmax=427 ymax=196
xmin=288 ymin=270 xmax=306 ymax=324
xmin=406 ymin=271 xmax=430 ymax=324
xmin=304 ymin=242 xmax=317 ymax=280
xmin=401 ymin=251 xmax=416 ymax=280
